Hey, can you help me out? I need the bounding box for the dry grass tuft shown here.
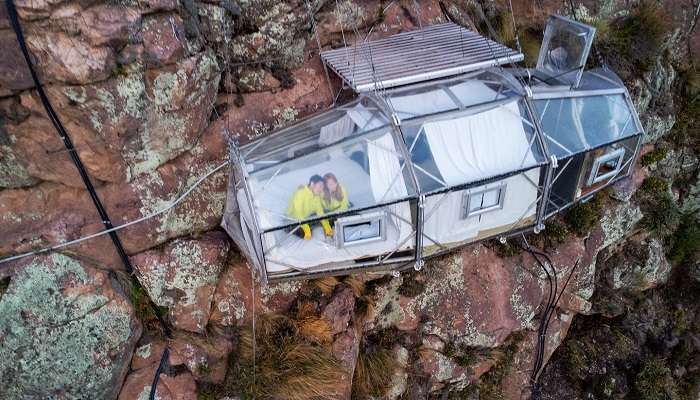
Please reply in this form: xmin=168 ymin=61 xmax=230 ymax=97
xmin=235 ymin=314 xmax=345 ymax=400
xmin=352 ymin=348 xmax=398 ymax=399
xmin=297 ymin=315 xmax=333 ymax=345
xmin=342 ymin=275 xmax=365 ymax=297
xmin=295 ymin=299 xmax=318 ymax=319
xmin=312 ymin=276 xmax=339 ymax=296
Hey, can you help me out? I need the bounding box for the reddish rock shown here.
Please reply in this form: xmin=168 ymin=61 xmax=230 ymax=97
xmin=331 ymin=324 xmax=361 ymax=399
xmin=168 ymin=331 xmax=234 ymax=383
xmin=322 ymin=285 xmax=355 ymax=335
xmin=372 ymin=246 xmax=543 ymax=349
xmin=209 ymin=254 xmax=301 ymax=326
xmin=130 ymin=231 xmax=230 ymax=333
xmin=221 ymin=61 xmax=332 ymax=144
xmin=81 ymin=5 xmax=142 ymax=47
xmin=118 ymin=363 xmax=197 ymax=400
xmin=25 ymin=32 xmax=115 ymax=84
xmin=418 ymin=348 xmax=469 ymax=391
xmin=132 ymin=339 xmax=169 ymax=371
xmin=0 ymin=30 xmax=34 ymax=92
xmin=142 ymin=14 xmax=186 ymax=65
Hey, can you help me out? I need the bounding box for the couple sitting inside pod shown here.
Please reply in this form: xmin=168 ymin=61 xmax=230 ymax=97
xmin=286 ymin=173 xmax=350 ymax=240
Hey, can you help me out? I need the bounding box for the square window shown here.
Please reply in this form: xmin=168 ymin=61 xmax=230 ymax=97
xmin=462 ymin=184 xmax=507 ymax=218
xmin=588 ymin=148 xmax=625 ymax=186
xmin=335 ymin=212 xmax=387 ymax=248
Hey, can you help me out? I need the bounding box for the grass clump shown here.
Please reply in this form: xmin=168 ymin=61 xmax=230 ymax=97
xmin=485 ymin=238 xmax=521 ymax=258
xmin=443 ymin=341 xmax=479 ymax=368
xmin=633 ymin=358 xmax=679 ymax=400
xmin=397 ymin=271 xmax=425 ymax=298
xmin=564 ymin=193 xmax=603 ymax=237
xmin=636 ymin=177 xmax=679 ymax=236
xmin=234 ymin=314 xmax=345 ymax=400
xmin=351 ymin=328 xmax=401 ymax=399
xmin=598 ymin=1 xmax=670 ymax=80
xmin=129 ymin=281 xmax=168 ymax=329
xmin=641 ymin=147 xmax=669 ymax=167
xmin=311 ymin=276 xmax=339 ymax=296
xmin=667 ymin=214 xmax=700 ymax=267
xmin=351 ymin=348 xmax=397 ymax=399
xmin=527 ymin=216 xmax=571 ymax=250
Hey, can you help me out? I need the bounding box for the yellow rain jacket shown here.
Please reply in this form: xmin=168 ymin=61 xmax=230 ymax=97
xmin=287 ymin=185 xmax=332 ymax=239
xmin=322 ymin=185 xmax=350 ymax=214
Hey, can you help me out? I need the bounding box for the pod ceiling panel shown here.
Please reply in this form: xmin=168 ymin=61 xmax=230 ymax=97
xmin=321 ymin=22 xmax=523 ymax=93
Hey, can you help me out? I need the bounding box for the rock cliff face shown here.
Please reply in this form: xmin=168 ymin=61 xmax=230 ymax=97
xmin=0 ymin=0 xmax=698 ymax=399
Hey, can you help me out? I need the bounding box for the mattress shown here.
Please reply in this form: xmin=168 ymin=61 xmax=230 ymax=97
xmin=245 ymin=156 xmax=414 ymax=273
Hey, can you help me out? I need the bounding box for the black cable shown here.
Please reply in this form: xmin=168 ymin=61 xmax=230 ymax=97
xmin=5 ymin=1 xmax=175 ymax=397
xmin=149 ymin=348 xmax=170 ymax=400
xmin=4 ymin=0 xmax=172 ymax=337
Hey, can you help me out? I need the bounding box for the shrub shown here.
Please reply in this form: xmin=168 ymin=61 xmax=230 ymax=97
xmin=598 ymin=1 xmax=670 ymax=79
xmin=668 ymin=214 xmax=700 ymax=267
xmin=636 ymin=177 xmax=679 ymax=236
xmin=234 ymin=314 xmax=345 ymax=400
xmin=564 ymin=193 xmax=603 ymax=237
xmin=641 ymin=147 xmax=668 ymax=166
xmin=633 ymin=358 xmax=679 ymax=400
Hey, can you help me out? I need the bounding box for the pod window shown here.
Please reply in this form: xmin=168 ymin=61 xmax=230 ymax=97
xmin=588 ymin=148 xmax=625 ymax=186
xmin=462 ymin=184 xmax=507 ymax=218
xmin=335 ymin=212 xmax=387 ymax=248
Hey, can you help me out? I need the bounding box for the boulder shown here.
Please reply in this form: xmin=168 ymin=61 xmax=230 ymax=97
xmin=142 ymin=14 xmax=187 ymax=65
xmin=0 ymin=253 xmax=142 ymax=400
xmin=5 ymin=49 xmax=221 ymax=186
xmin=130 ymin=231 xmax=230 ymax=333
xmin=168 ymin=330 xmax=234 ymax=383
xmin=0 ymin=30 xmax=34 ymax=92
xmin=118 ymin=362 xmax=198 ymax=400
xmin=371 ymin=246 xmax=542 ymax=348
xmin=209 ymin=254 xmax=301 ymax=327
xmin=25 ymin=32 xmax=115 ymax=84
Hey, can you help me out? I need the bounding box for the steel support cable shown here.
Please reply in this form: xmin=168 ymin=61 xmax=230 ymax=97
xmin=4 ymin=3 xmax=174 ymax=399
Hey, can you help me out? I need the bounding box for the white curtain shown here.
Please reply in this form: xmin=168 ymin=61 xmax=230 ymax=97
xmin=318 ymin=103 xmax=385 ymax=146
xmin=423 ymin=100 xmax=537 ymax=186
xmin=319 ymin=114 xmax=355 ymax=145
xmin=367 ymin=132 xmax=412 ymax=241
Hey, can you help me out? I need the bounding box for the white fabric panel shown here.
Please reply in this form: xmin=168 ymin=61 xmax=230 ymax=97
xmin=389 ymin=80 xmax=499 ymax=119
xmin=446 ymin=80 xmax=502 ymax=107
xmin=422 ymin=168 xmax=540 ymax=246
xmin=368 ymin=132 xmax=413 ymax=242
xmin=318 ymin=114 xmax=355 ymax=145
xmin=423 ymin=100 xmax=537 ymax=186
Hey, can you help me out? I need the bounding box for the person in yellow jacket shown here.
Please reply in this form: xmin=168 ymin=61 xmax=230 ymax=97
xmin=322 ymin=173 xmax=350 ymax=214
xmin=286 ymin=175 xmax=333 ymax=240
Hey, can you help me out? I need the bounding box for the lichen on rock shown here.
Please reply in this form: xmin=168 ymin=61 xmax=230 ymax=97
xmin=0 ymin=253 xmax=141 ymax=400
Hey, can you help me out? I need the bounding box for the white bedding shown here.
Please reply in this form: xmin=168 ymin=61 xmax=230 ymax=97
xmin=246 ymin=155 xmax=413 ymax=273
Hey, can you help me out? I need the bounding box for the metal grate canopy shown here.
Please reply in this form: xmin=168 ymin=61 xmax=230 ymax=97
xmin=321 ymin=22 xmax=524 ymax=93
